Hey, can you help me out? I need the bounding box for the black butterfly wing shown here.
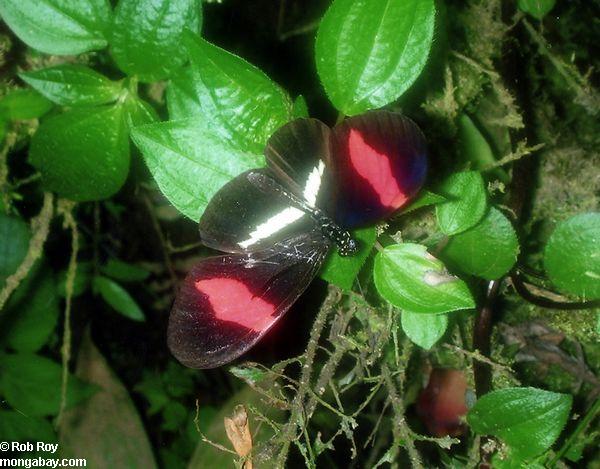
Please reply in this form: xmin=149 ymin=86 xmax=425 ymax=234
xmin=264 ymin=118 xmax=332 ymax=209
xmin=199 ymin=168 xmax=317 ymax=253
xmin=167 ymin=228 xmax=330 ymax=369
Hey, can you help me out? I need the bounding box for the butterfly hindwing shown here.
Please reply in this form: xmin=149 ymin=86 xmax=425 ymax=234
xmin=329 ymin=111 xmax=427 ymax=228
xmin=167 ymin=228 xmax=330 ymax=368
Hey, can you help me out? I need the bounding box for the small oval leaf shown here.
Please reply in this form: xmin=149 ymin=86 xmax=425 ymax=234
xmin=93 ymin=276 xmax=145 ymax=321
xmin=20 ymin=64 xmax=122 ymax=107
xmin=467 ymin=387 xmax=572 ymax=458
xmin=544 ymin=212 xmax=600 ymax=299
xmin=436 ymin=171 xmax=488 ymax=235
xmin=443 ymin=208 xmax=519 ymax=280
xmin=374 ymin=243 xmax=475 ymax=314
xmin=315 ymin=0 xmax=436 ymax=115
xmin=401 ymin=310 xmax=448 ymax=350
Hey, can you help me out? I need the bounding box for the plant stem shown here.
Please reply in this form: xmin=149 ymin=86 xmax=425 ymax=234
xmin=0 ymin=192 xmax=54 ymax=310
xmin=275 ymin=286 xmax=340 ymax=467
xmin=548 ymin=397 xmax=600 ymax=467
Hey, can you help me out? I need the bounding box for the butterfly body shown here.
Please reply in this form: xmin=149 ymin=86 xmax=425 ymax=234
xmin=169 ymin=111 xmax=427 ymax=368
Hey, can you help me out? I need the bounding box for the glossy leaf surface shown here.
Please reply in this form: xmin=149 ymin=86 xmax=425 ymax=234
xmin=167 ymin=33 xmax=292 ymax=153
xmin=131 ymin=119 xmax=264 ymax=220
xmin=443 ymin=208 xmax=519 ymax=280
xmin=110 ymin=0 xmax=202 ymax=81
xmin=468 ymin=387 xmax=572 ymax=458
xmin=316 ymin=0 xmax=435 ymax=114
xmin=374 ymin=243 xmax=475 ymax=314
xmin=436 ymin=171 xmax=487 ymax=235
xmin=0 ymin=0 xmax=110 ymax=55
xmin=20 ymin=64 xmax=122 ymax=106
xmin=544 ymin=212 xmax=600 ymax=299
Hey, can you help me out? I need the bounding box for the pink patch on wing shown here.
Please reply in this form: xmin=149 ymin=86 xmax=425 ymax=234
xmin=195 ymin=278 xmax=275 ymax=332
xmin=347 ymin=129 xmax=407 ymax=209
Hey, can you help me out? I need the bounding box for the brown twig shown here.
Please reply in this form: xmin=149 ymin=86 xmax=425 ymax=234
xmin=511 ymin=271 xmax=600 ymax=310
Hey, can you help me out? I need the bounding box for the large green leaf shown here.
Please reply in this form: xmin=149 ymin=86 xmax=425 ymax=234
xmin=320 ymin=226 xmax=376 ymax=290
xmin=131 ymin=119 xmax=264 ymax=220
xmin=0 ymin=264 xmax=59 ymax=352
xmin=0 ymin=214 xmax=30 ymax=287
xmin=0 ymin=353 xmax=96 ymax=417
xmin=401 ymin=310 xmax=448 ymax=350
xmin=20 ymin=64 xmax=122 ymax=106
xmin=374 ymin=243 xmax=475 ymax=314
xmin=59 ymin=333 xmax=157 ymax=468
xmin=0 ymin=0 xmax=111 ymax=55
xmin=110 ymin=0 xmax=202 ymax=82
xmin=93 ymin=276 xmax=145 ymax=321
xmin=0 ymin=89 xmax=53 ymax=121
xmin=436 ymin=171 xmax=488 ymax=235
xmin=29 ymin=104 xmax=129 ymax=201
xmin=315 ymin=0 xmax=435 ymax=115
xmin=544 ymin=212 xmax=600 ymax=299
xmin=468 ymin=387 xmax=572 ymax=458
xmin=167 ymin=32 xmax=293 ymax=153
xmin=443 ymin=208 xmax=519 ymax=280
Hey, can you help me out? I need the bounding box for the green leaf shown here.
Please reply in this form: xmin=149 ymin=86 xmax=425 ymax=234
xmin=29 ymin=104 xmax=129 ymax=201
xmin=401 ymin=190 xmax=447 ymax=214
xmin=401 ymin=310 xmax=448 ymax=349
xmin=167 ymin=32 xmax=292 ymax=153
xmin=101 ymin=259 xmax=149 ymax=282
xmin=131 ymin=119 xmax=264 ymax=220
xmin=292 ymin=95 xmax=309 ymax=118
xmin=123 ymin=95 xmax=159 ymax=128
xmin=0 ymin=213 xmax=30 ymax=287
xmin=1 ymin=265 xmax=59 ymax=352
xmin=0 ymin=89 xmax=53 ymax=120
xmin=93 ymin=276 xmax=145 ymax=321
xmin=229 ymin=365 xmax=268 ymax=386
xmin=458 ymin=114 xmax=508 ymax=182
xmin=110 ymin=0 xmax=202 ymax=82
xmin=436 ymin=171 xmax=488 ymax=235
xmin=467 ymin=387 xmax=572 ymax=458
xmin=315 ymin=0 xmax=435 ymax=115
xmin=20 ymin=64 xmax=122 ymax=106
xmin=0 ymin=0 xmax=111 ymax=55
xmin=320 ymin=226 xmax=377 ymax=290
xmin=0 ymin=411 xmax=56 ymax=443
xmin=0 ymin=353 xmax=96 ymax=417
xmin=518 ymin=0 xmax=556 ymax=20
xmin=544 ymin=212 xmax=600 ymax=299
xmin=443 ymin=208 xmax=519 ymax=280
xmin=374 ymin=243 xmax=475 ymax=314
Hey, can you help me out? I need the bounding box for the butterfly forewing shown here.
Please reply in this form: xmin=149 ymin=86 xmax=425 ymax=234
xmin=329 ymin=111 xmax=427 ymax=228
xmin=167 ymin=229 xmax=330 ymax=369
xmin=265 ymin=118 xmax=332 ymax=209
xmin=199 ymin=169 xmax=316 ymax=253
